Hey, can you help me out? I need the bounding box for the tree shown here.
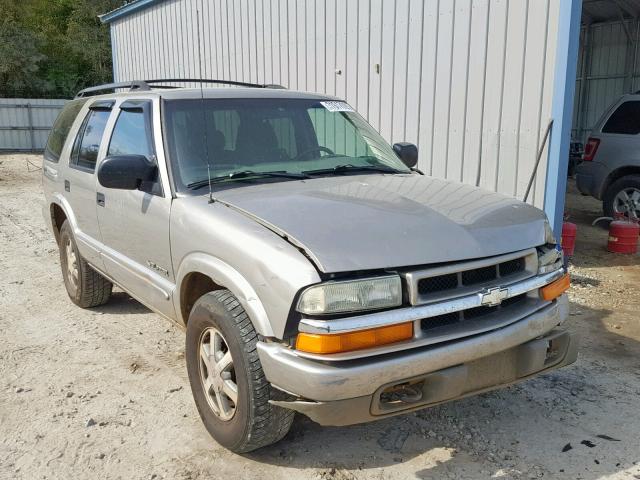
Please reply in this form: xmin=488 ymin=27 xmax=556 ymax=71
xmin=0 ymin=17 xmax=45 ymax=97
xmin=0 ymin=0 xmax=123 ymax=98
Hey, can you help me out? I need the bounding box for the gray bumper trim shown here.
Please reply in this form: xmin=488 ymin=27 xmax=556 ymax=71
xmin=257 ymin=297 xmax=568 ymax=401
xmin=271 ymin=328 xmax=578 ymax=426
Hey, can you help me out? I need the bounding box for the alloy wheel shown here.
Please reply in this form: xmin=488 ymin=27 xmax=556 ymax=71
xmin=613 ymin=187 xmax=640 ymax=219
xmin=198 ymin=327 xmax=238 ymax=421
xmin=65 ymin=238 xmax=78 ymax=289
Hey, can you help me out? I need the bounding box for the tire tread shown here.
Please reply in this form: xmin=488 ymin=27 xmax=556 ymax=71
xmin=192 ymin=290 xmax=294 ymax=453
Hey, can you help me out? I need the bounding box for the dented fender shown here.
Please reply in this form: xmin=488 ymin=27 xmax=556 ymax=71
xmin=174 ymin=252 xmax=275 ymax=336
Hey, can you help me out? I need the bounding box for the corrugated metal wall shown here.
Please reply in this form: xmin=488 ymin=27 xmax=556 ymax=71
xmin=0 ymin=99 xmax=67 ymax=151
xmin=110 ymin=0 xmax=561 ymax=208
xmin=573 ymin=19 xmax=640 ymax=142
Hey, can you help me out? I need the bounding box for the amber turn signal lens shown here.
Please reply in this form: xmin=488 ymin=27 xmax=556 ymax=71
xmin=296 ymin=322 xmax=413 ymax=354
xmin=540 ymin=273 xmax=570 ymax=301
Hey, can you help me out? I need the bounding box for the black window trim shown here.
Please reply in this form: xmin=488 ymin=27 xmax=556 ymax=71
xmin=68 ymin=101 xmax=113 ymax=174
xmin=89 ymin=100 xmax=115 ymax=111
xmin=68 ymin=111 xmax=93 ymax=173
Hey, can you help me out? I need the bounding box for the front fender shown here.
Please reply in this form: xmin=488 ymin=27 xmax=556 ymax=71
xmin=174 ymin=252 xmax=274 ymax=337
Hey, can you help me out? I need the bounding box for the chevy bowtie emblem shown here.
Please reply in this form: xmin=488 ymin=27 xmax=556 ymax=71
xmin=480 ymin=287 xmax=509 ymax=306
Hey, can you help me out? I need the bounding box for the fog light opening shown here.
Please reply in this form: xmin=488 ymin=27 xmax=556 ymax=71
xmin=379 ymin=381 xmax=424 ymax=406
xmin=545 ymin=340 xmax=561 ymax=364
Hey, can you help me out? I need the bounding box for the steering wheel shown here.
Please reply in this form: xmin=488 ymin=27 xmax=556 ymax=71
xmin=292 ymin=146 xmax=335 ymax=161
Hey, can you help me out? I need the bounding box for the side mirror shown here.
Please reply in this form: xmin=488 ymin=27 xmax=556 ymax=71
xmin=393 ymin=142 xmax=418 ymax=168
xmin=97 ymin=155 xmax=157 ymax=190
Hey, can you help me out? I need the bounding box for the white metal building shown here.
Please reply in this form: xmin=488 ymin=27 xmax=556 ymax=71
xmin=100 ymin=0 xmax=582 ymax=236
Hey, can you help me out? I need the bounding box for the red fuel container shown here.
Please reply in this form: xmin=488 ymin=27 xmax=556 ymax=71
xmin=608 ymin=220 xmax=639 ymax=254
xmin=561 ymin=222 xmax=577 ymax=256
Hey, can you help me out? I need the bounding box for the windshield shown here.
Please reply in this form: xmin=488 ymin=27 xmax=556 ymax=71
xmin=163 ymin=98 xmax=410 ymax=191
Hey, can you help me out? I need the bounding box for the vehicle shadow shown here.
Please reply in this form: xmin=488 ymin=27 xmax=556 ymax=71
xmin=93 ymin=290 xmax=151 ymax=315
xmin=247 ymin=300 xmax=638 ymax=479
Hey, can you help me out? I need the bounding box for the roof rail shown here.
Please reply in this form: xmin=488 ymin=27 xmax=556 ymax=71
xmin=75 ymin=81 xmax=150 ymax=98
xmin=74 ymin=78 xmax=287 ymax=98
xmin=144 ymin=78 xmax=286 ymax=89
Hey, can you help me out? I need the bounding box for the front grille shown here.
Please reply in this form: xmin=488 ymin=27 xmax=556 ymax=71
xmin=462 ymin=265 xmax=496 ymax=285
xmin=499 ymin=257 xmax=525 ymax=277
xmin=421 ymin=294 xmax=527 ymax=333
xmin=417 ymin=273 xmax=458 ymax=294
xmin=411 ymin=251 xmax=531 ymax=305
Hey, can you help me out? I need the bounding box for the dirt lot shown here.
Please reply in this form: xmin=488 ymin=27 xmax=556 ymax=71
xmin=1 ymin=153 xmax=639 ymax=480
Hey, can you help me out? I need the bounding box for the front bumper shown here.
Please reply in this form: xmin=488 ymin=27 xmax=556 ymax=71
xmin=257 ymin=296 xmax=577 ymax=426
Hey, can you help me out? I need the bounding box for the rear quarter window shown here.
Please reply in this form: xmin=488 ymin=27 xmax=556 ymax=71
xmin=44 ymin=99 xmax=88 ymax=163
xmin=602 ymin=101 xmax=640 ymax=134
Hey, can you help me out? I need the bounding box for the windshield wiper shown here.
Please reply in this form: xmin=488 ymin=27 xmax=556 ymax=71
xmin=303 ymin=164 xmax=403 ymax=176
xmin=187 ymin=170 xmax=309 ymax=190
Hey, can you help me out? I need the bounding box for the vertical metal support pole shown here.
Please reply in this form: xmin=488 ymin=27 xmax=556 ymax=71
xmin=26 ymin=103 xmax=36 ymax=151
xmin=544 ymin=0 xmax=582 ymax=238
xmin=576 ymin=24 xmax=590 ymax=142
xmin=632 ymin=18 xmax=640 ymax=91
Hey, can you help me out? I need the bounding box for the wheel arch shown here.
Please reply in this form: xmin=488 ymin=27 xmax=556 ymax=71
xmin=49 ymin=203 xmax=67 ymax=245
xmin=47 ymin=194 xmax=80 ymax=243
xmin=174 ymin=253 xmax=275 ymax=337
xmin=601 ymin=166 xmax=640 ymax=198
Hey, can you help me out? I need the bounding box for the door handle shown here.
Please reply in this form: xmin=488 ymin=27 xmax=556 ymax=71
xmin=96 ymin=192 xmax=105 ymax=207
xmin=64 ymin=180 xmax=70 ymax=192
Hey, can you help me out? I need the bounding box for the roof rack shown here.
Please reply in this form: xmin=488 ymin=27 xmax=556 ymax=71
xmin=74 ymin=78 xmax=286 ymax=98
xmin=75 ymin=81 xmax=150 ymax=98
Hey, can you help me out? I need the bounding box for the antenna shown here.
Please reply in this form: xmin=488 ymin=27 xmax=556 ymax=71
xmin=196 ymin=5 xmax=215 ymax=204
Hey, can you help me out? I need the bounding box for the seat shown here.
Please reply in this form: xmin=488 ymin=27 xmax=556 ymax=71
xmin=235 ymin=117 xmax=285 ymax=165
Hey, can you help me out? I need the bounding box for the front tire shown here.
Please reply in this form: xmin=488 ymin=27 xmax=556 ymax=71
xmin=58 ymin=220 xmax=112 ymax=308
xmin=603 ymin=175 xmax=640 ymax=219
xmin=185 ymin=290 xmax=294 ymax=453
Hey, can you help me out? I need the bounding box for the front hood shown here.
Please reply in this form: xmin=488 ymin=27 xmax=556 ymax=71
xmin=214 ymin=174 xmax=548 ymax=273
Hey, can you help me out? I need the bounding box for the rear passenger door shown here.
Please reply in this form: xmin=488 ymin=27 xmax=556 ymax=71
xmin=95 ymin=99 xmax=175 ymax=319
xmin=64 ymin=101 xmax=113 ymax=268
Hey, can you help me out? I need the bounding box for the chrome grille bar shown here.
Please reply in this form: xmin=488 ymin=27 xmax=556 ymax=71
xmin=404 ymin=248 xmax=538 ymax=305
xmin=298 ymin=268 xmax=564 ymax=335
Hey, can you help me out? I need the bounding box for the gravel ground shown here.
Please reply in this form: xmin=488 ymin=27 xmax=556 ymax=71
xmin=1 ymin=153 xmax=639 ymax=480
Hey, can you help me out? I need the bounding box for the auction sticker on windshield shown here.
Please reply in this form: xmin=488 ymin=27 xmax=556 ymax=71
xmin=320 ymin=101 xmax=354 ymax=112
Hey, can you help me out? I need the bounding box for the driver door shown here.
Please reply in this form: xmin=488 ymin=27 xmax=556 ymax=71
xmin=95 ymin=98 xmax=175 ymax=319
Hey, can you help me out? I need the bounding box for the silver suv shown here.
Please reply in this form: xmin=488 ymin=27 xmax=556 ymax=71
xmin=576 ymin=93 xmax=640 ymax=219
xmin=42 ymin=80 xmax=577 ymax=452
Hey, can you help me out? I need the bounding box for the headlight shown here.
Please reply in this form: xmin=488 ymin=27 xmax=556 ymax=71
xmin=538 ymin=245 xmax=563 ymax=274
xmin=297 ymin=275 xmax=402 ymax=315
xmin=544 ymin=219 xmax=557 ymax=244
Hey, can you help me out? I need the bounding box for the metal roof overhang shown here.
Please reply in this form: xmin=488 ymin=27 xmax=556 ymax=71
xmin=100 ymin=0 xmax=167 ymax=24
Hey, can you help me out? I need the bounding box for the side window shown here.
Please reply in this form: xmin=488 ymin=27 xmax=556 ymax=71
xmin=107 ymin=102 xmax=161 ymax=196
xmin=108 ymin=110 xmax=153 ymax=158
xmin=44 ymin=99 xmax=87 ymax=163
xmin=602 ymin=101 xmax=640 ymax=134
xmin=70 ymin=109 xmax=111 ymax=171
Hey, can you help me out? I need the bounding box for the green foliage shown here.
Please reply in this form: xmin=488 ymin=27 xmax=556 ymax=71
xmin=0 ymin=0 xmax=123 ymax=98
